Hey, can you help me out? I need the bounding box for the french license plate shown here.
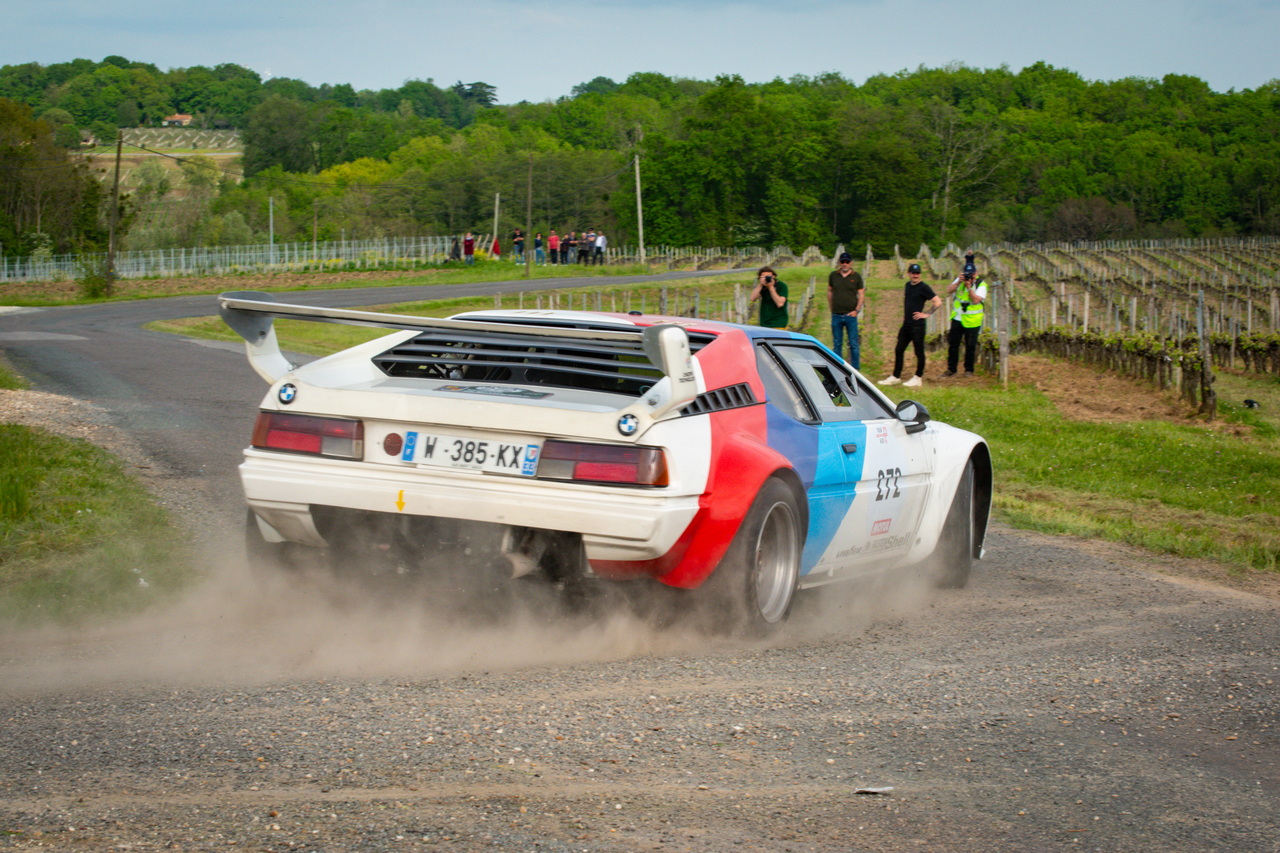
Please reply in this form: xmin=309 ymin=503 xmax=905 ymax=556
xmin=404 ymin=430 xmax=540 ymax=477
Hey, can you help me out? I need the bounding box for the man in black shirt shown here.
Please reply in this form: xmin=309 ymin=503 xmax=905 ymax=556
xmin=879 ymin=263 xmax=942 ymax=388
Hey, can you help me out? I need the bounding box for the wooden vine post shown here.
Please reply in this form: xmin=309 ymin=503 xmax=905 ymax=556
xmin=1197 ymin=289 xmax=1217 ymax=420
xmin=996 ymin=281 xmax=1010 ymax=388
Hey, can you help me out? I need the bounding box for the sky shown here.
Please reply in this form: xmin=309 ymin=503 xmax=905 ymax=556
xmin=9 ymin=0 xmax=1280 ymax=103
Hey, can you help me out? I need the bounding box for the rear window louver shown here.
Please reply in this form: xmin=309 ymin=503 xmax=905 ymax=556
xmin=681 ymin=383 xmax=757 ymax=416
xmin=373 ymin=326 xmax=713 ymax=398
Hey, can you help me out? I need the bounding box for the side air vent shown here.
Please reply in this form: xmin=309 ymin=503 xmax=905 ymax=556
xmin=681 ymin=383 xmax=757 ymax=416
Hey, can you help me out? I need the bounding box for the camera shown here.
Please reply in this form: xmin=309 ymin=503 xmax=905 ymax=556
xmin=764 ymin=275 xmax=775 ymax=284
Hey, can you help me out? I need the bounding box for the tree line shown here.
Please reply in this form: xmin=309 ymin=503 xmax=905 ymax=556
xmin=1 ymin=56 xmax=1279 ymax=259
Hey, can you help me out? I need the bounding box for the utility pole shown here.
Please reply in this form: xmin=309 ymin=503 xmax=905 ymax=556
xmin=634 ymin=152 xmax=646 ymax=266
xmin=105 ymin=130 xmax=123 ymax=295
xmin=492 ymin=192 xmax=501 ymax=259
xmin=268 ymin=196 xmax=275 ymax=266
xmin=524 ymin=155 xmax=533 ymax=279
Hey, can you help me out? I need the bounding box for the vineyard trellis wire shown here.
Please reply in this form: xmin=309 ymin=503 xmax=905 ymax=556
xmin=913 ymin=236 xmax=1280 ymax=415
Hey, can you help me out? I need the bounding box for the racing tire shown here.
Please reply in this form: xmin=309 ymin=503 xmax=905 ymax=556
xmin=705 ymin=478 xmax=803 ymax=634
xmin=933 ymin=459 xmax=975 ymax=589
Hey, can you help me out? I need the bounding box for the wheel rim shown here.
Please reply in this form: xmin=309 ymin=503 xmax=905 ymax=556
xmin=753 ymin=500 xmax=800 ymax=624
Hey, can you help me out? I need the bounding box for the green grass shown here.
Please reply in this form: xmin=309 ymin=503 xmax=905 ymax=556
xmin=154 ymin=268 xmax=1280 ymax=576
xmin=903 ymin=382 xmax=1280 ymax=571
xmin=851 ymin=272 xmax=1280 ymax=573
xmin=0 ymin=423 xmax=193 ymax=624
xmin=0 ymin=359 xmax=27 ymax=390
xmin=0 ymin=259 xmax=677 ymax=307
xmin=8 ymin=265 xmax=1278 ymax=627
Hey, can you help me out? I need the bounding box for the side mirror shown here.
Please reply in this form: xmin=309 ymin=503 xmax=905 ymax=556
xmin=896 ymin=399 xmax=931 ymax=435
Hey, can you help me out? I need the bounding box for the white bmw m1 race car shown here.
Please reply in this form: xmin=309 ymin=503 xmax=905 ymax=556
xmin=220 ymin=291 xmax=991 ymax=631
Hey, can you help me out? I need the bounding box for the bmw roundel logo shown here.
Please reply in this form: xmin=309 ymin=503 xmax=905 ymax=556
xmin=617 ymin=414 xmax=639 ymax=436
xmin=278 ymin=383 xmax=298 ymax=404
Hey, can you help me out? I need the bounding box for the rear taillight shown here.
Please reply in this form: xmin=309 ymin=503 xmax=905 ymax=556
xmin=537 ymin=440 xmax=668 ymax=486
xmin=252 ymin=412 xmax=363 ymax=459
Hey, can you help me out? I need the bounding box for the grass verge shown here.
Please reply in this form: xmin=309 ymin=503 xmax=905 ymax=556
xmin=0 ymin=422 xmax=193 ymax=625
xmin=900 ymin=382 xmax=1280 ymax=572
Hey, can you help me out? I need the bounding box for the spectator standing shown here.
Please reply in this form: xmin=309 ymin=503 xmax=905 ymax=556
xmin=565 ymin=231 xmax=579 ymax=264
xmin=749 ymin=266 xmax=789 ymax=329
xmin=449 ymin=237 xmax=461 ymax=262
xmin=593 ymin=230 xmax=607 ymax=264
xmin=534 ymin=232 xmax=545 ymax=264
xmin=548 ymin=230 xmax=560 ymax=264
xmin=512 ymin=228 xmax=525 ymax=262
xmin=827 ymin=251 xmax=865 ymax=370
xmin=580 ymin=230 xmax=595 ymax=265
xmin=879 ymin=263 xmax=941 ymax=388
xmin=463 ymin=232 xmax=475 ymax=265
xmin=944 ymin=258 xmax=987 ymax=376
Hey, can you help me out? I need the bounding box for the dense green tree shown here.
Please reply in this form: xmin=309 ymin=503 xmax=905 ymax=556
xmin=0 ymin=98 xmax=107 ymax=255
xmin=241 ymin=95 xmax=317 ymax=175
xmin=570 ymin=77 xmax=618 ymax=98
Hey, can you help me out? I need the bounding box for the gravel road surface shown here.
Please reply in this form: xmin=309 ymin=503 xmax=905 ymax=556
xmin=1 ymin=285 xmax=1277 ymax=852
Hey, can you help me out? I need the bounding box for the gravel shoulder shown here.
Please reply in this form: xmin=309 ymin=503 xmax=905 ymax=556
xmin=1 ymin=499 xmax=1278 ymax=851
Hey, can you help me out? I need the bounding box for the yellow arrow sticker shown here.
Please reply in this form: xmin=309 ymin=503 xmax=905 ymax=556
xmin=395 ymin=489 xmax=405 ymax=511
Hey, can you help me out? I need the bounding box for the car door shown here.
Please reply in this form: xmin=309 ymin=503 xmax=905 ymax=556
xmin=765 ymin=343 xmax=932 ymax=580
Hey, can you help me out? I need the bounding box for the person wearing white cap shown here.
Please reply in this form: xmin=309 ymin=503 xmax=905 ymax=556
xmin=879 ymin=263 xmax=941 ymax=388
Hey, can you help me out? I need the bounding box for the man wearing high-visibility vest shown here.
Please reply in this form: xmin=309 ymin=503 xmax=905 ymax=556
xmin=944 ymin=259 xmax=987 ymax=377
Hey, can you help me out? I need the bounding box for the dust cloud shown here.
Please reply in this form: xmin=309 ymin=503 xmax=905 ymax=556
xmin=0 ymin=542 xmax=943 ymax=697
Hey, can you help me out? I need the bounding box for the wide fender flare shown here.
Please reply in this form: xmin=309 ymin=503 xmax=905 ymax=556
xmin=656 ymin=432 xmax=801 ymax=589
xmin=923 ymin=438 xmax=993 ymax=560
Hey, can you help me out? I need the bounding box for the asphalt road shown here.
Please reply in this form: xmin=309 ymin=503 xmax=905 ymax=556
xmin=0 ymin=278 xmax=1278 ymax=852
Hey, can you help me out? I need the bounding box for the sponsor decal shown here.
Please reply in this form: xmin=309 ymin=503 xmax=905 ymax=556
xmin=277 ymin=383 xmax=297 ymax=404
xmin=874 ymin=424 xmax=890 ymax=444
xmin=834 ymin=533 xmax=912 ymax=560
xmin=521 ymin=444 xmax=541 ymax=476
xmin=436 ymin=384 xmax=551 ymax=399
xmin=402 ymin=431 xmax=419 ymax=462
xmin=871 ymin=518 xmax=892 ymax=536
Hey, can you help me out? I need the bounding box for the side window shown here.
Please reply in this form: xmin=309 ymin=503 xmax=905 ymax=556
xmin=773 ymin=344 xmax=887 ymax=422
xmin=853 ymin=376 xmax=897 ymax=419
xmin=755 ymin=346 xmax=815 ymax=422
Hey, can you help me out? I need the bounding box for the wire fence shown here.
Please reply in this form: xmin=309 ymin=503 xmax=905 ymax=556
xmin=0 ymin=236 xmax=835 ymax=283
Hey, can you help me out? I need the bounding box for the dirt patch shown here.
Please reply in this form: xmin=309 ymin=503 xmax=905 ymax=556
xmin=1006 ymin=354 xmax=1192 ymax=423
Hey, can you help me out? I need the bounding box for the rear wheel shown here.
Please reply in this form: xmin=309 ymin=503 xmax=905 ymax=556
xmin=933 ymin=459 xmax=975 ymax=589
xmin=705 ymin=478 xmax=803 ymax=633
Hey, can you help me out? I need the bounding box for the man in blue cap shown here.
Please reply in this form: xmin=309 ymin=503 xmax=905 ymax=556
xmin=943 ymin=257 xmax=988 ymax=377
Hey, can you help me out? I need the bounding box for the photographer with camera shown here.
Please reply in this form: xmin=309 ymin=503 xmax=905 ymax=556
xmin=749 ymin=266 xmax=790 ymax=329
xmin=943 ymin=254 xmax=988 ymax=377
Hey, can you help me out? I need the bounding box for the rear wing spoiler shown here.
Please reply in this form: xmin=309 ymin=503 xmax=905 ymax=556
xmin=217 ymin=291 xmax=699 ymax=422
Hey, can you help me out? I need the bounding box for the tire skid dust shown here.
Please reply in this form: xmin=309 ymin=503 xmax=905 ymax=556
xmin=0 ymin=532 xmax=942 ymax=697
